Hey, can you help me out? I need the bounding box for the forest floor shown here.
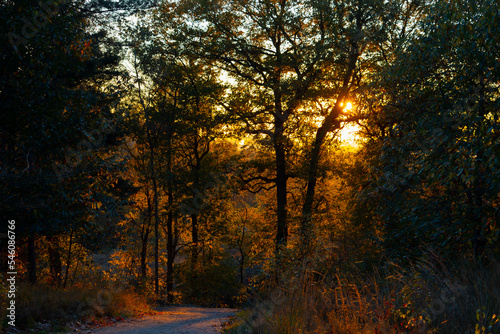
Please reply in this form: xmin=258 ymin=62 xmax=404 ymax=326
xmin=74 ymin=306 xmax=237 ymax=334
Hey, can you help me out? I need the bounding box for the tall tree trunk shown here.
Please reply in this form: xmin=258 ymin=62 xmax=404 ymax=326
xmin=274 ymin=79 xmax=288 ymax=253
xmin=472 ymin=97 xmax=488 ymax=259
xmin=190 ymin=136 xmax=202 ymax=267
xmin=145 ymin=106 xmax=160 ymax=297
xmin=28 ymin=235 xmax=37 ymax=284
xmin=71 ymin=250 xmax=83 ymax=286
xmin=136 ymin=52 xmax=160 ymax=297
xmin=275 ymin=136 xmax=288 ymax=252
xmin=152 ymin=173 xmax=159 ymax=296
xmin=143 ymin=185 xmax=153 ymax=278
xmin=145 ymin=139 xmax=159 ymax=296
xmin=300 ymin=123 xmax=331 ymax=253
xmin=140 ymin=226 xmax=150 ymax=278
xmin=471 ymin=149 xmax=487 ymax=259
xmin=300 ymin=48 xmax=359 ymax=254
xmin=191 ymin=213 xmax=199 ymax=269
xmin=63 ymin=229 xmax=73 ymax=287
xmin=48 ymin=235 xmax=62 ymax=286
xmin=238 ymin=225 xmax=246 ymax=284
xmin=166 ymin=133 xmax=174 ymax=303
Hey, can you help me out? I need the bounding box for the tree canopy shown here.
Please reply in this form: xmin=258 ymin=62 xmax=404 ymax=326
xmin=1 ymin=1 xmax=499 ymax=332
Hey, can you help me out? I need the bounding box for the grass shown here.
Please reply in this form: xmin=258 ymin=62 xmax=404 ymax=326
xmin=226 ymin=253 xmax=500 ymax=334
xmin=1 ymin=282 xmax=153 ymax=332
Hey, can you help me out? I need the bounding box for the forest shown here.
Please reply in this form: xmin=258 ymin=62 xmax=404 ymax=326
xmin=1 ymin=0 xmax=499 ymax=333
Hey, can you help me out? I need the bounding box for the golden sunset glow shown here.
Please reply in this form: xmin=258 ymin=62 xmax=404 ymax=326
xmin=343 ymin=101 xmax=353 ymax=111
xmin=340 ymin=123 xmax=360 ymax=147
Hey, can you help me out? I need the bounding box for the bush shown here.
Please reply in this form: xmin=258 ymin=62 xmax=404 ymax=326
xmin=176 ymin=257 xmax=241 ymax=308
xmin=227 ymin=253 xmax=500 ymax=333
xmin=1 ymin=283 xmax=152 ymax=331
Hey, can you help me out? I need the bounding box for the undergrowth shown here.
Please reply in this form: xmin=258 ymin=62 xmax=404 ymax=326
xmin=0 ymin=282 xmax=152 ymax=332
xmin=226 ymin=252 xmax=500 ymax=334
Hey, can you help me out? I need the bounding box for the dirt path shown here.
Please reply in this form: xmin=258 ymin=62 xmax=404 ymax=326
xmin=77 ymin=306 xmax=237 ymax=334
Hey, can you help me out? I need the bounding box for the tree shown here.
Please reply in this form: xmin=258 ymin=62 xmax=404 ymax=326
xmin=357 ymin=0 xmax=500 ymax=260
xmin=0 ymin=0 xmax=128 ymax=283
xmin=158 ymin=0 xmax=362 ymax=252
xmin=297 ymin=0 xmax=408 ymax=253
xmin=122 ymin=14 xmax=231 ymax=298
xmin=157 ymin=61 xmax=225 ymax=266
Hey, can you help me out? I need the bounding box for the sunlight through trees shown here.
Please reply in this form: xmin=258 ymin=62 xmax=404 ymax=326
xmin=1 ymin=0 xmax=499 ymax=332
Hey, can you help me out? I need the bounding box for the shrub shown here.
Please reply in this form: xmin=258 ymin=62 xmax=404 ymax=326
xmin=176 ymin=257 xmax=241 ymax=308
xmin=1 ymin=282 xmax=152 ymax=331
xmin=227 ymin=253 xmax=500 ymax=333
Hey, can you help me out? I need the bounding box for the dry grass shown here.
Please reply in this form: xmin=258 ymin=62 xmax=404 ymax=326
xmin=405 ymin=253 xmax=500 ymax=333
xmin=1 ymin=282 xmax=152 ymax=330
xmin=227 ymin=254 xmax=500 ymax=334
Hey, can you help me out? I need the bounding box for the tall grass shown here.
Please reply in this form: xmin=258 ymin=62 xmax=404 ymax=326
xmin=227 ymin=254 xmax=500 ymax=333
xmin=1 ymin=283 xmax=152 ymax=330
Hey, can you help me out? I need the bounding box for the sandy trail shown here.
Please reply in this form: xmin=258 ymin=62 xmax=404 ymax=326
xmin=78 ymin=306 xmax=236 ymax=334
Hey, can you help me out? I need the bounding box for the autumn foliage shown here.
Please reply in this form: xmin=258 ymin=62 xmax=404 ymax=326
xmin=1 ymin=0 xmax=500 ymax=333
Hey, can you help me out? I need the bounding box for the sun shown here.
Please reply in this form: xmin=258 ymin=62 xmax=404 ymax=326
xmin=338 ymin=101 xmax=359 ymax=147
xmin=342 ymin=101 xmax=353 ymax=111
